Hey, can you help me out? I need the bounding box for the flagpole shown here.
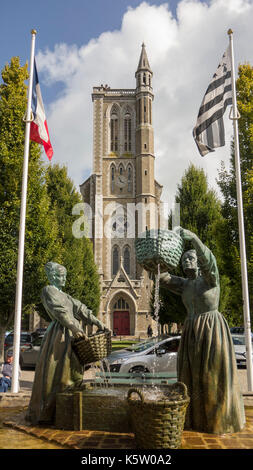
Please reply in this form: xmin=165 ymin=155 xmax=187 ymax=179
xmin=11 ymin=29 xmax=37 ymax=393
xmin=228 ymin=29 xmax=253 ymax=392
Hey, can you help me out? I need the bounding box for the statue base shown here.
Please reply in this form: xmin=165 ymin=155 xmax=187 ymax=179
xmin=56 ymin=383 xmax=131 ymax=432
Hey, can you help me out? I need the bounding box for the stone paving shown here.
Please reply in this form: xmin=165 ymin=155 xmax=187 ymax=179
xmin=3 ymin=406 xmax=253 ymax=450
xmin=2 ymin=367 xmax=253 ymax=450
xmin=181 ymin=407 xmax=253 ymax=449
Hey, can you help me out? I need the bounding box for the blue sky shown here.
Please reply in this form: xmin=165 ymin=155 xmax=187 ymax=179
xmin=1 ymin=0 xmax=253 ymax=207
xmin=1 ymin=0 xmax=180 ymax=101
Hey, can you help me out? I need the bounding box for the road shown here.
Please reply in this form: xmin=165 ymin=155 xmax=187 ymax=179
xmin=20 ymin=367 xmax=250 ymax=392
xmin=20 ymin=366 xmax=96 ymax=391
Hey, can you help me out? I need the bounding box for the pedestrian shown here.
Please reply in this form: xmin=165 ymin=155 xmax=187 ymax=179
xmin=147 ymin=324 xmax=153 ymax=338
xmin=0 ymin=351 xmax=17 ymax=392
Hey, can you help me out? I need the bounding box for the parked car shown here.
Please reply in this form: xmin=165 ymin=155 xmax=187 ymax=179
xmin=230 ymin=327 xmax=253 ymax=337
xmin=5 ymin=334 xmax=45 ymax=369
xmin=31 ymin=327 xmax=47 ymax=341
xmin=4 ymin=331 xmax=32 ymax=351
xmin=231 ymin=334 xmax=253 ymax=367
xmin=5 ymin=330 xmax=12 ymax=337
xmin=104 ymin=336 xmax=181 ymax=374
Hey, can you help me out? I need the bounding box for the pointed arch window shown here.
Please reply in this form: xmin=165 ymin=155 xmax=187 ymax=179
xmin=123 ymin=246 xmax=130 ymax=275
xmin=127 ymin=165 xmax=132 ymax=192
xmin=111 ymin=165 xmax=115 ymax=192
xmin=124 ymin=113 xmax=131 ymax=152
xmin=110 ymin=111 xmax=118 ymax=152
xmin=144 ymin=97 xmax=147 ymax=123
xmin=138 ymin=99 xmax=141 ymax=125
xmin=114 ymin=298 xmax=129 ymax=310
xmin=112 ymin=246 xmax=119 ymax=275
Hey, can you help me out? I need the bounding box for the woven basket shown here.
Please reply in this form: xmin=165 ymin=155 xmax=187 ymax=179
xmin=135 ymin=229 xmax=184 ymax=272
xmin=127 ymin=382 xmax=189 ymax=449
xmin=72 ymin=330 xmax=112 ymax=365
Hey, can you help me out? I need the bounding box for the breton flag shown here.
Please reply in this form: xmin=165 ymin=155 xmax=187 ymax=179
xmin=193 ymin=47 xmax=232 ymax=156
xmin=30 ymin=59 xmax=53 ymax=160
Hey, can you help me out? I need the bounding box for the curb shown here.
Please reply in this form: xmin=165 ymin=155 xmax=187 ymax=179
xmin=1 ymin=391 xmax=253 ymax=408
xmin=0 ymin=391 xmax=31 ymax=407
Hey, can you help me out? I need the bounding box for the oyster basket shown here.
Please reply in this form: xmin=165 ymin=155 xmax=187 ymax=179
xmin=72 ymin=330 xmax=112 ymax=365
xmin=135 ymin=229 xmax=184 ymax=272
xmin=127 ymin=382 xmax=189 ymax=449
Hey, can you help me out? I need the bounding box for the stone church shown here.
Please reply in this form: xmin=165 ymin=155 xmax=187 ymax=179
xmin=80 ymin=44 xmax=163 ymax=336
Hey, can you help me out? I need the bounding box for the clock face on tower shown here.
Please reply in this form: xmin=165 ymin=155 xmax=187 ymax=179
xmin=115 ymin=175 xmax=127 ymax=188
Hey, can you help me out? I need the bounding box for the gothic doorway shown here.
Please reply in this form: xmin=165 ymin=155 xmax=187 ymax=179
xmin=113 ymin=298 xmax=130 ymax=335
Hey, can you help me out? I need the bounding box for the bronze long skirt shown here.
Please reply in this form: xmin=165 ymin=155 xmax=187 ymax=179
xmin=177 ymin=310 xmax=245 ymax=434
xmin=26 ymin=320 xmax=83 ymax=425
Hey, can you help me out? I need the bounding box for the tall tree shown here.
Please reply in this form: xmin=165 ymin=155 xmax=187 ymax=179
xmin=217 ymin=63 xmax=253 ymax=321
xmin=0 ymin=57 xmax=60 ymax=360
xmin=174 ymin=164 xmax=224 ymax=254
xmin=43 ymin=164 xmax=101 ymax=321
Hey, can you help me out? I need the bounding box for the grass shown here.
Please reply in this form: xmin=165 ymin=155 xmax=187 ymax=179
xmin=111 ymin=340 xmax=138 ymax=351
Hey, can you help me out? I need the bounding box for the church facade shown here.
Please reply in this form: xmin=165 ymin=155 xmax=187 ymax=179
xmin=80 ymin=44 xmax=163 ymax=336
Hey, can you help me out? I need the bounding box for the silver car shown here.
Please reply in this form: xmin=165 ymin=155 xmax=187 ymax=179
xmin=6 ymin=335 xmax=44 ymax=369
xmin=105 ymin=336 xmax=181 ymax=374
xmin=232 ymin=334 xmax=253 ymax=367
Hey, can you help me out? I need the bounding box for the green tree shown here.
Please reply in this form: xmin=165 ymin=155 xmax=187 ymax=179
xmin=217 ymin=63 xmax=253 ymax=322
xmin=0 ymin=57 xmax=60 ymax=360
xmin=245 ymin=168 xmax=253 ymax=299
xmin=174 ymin=164 xmax=224 ymax=253
xmin=80 ymin=237 xmax=101 ymax=317
xmin=43 ymin=164 xmax=101 ymax=321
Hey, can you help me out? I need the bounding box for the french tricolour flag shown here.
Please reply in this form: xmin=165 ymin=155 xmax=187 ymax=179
xmin=30 ymin=59 xmax=53 ymax=160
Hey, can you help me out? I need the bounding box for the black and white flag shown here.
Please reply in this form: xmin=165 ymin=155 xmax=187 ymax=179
xmin=193 ymin=47 xmax=232 ymax=156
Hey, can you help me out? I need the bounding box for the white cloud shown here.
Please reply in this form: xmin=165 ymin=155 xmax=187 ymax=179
xmin=37 ymin=0 xmax=253 ymax=209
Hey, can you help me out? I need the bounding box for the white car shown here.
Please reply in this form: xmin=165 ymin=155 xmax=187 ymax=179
xmin=232 ymin=334 xmax=253 ymax=367
xmin=104 ymin=336 xmax=181 ymax=374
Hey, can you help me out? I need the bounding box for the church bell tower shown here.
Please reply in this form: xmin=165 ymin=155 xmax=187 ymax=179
xmin=80 ymin=44 xmax=163 ymax=336
xmin=135 ymin=43 xmax=157 ymax=276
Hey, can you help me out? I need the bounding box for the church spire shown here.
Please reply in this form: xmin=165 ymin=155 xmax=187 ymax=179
xmin=135 ymin=43 xmax=153 ymax=89
xmin=136 ymin=42 xmax=152 ymax=73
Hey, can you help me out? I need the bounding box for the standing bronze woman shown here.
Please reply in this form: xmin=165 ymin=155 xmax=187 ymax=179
xmin=26 ymin=261 xmax=107 ymax=425
xmin=159 ymin=227 xmax=245 ymax=434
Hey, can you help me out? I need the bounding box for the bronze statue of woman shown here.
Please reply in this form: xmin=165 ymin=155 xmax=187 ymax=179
xmin=160 ymin=227 xmax=245 ymax=434
xmin=26 ymin=261 xmax=107 ymax=425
